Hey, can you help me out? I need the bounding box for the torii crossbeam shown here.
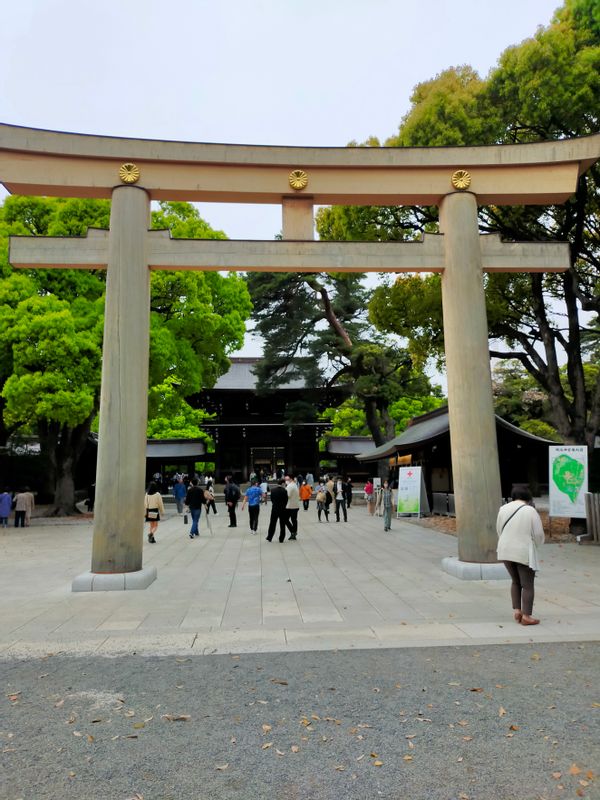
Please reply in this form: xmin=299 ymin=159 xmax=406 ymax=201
xmin=2 ymin=123 xmax=599 ymax=589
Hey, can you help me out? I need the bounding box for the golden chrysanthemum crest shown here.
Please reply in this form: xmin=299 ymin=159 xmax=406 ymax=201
xmin=119 ymin=163 xmax=141 ymax=184
xmin=289 ymin=169 xmax=309 ymax=191
xmin=451 ymin=169 xmax=471 ymax=190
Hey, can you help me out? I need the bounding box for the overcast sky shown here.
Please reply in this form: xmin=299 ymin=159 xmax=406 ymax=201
xmin=2 ymin=0 xmax=561 ymax=239
xmin=0 ymin=0 xmax=563 ymax=368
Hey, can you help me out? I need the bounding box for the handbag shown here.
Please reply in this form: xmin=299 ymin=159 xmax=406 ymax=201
xmin=183 ymin=513 xmax=189 ymax=525
xmin=528 ymin=536 xmax=540 ymax=572
xmin=145 ymin=508 xmax=159 ymax=521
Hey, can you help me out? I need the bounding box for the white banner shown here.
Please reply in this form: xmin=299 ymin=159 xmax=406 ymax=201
xmin=397 ymin=467 xmax=422 ymax=515
xmin=549 ymin=445 xmax=588 ymax=518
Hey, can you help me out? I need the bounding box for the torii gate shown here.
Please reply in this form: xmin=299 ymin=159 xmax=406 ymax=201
xmin=2 ymin=123 xmax=599 ymax=589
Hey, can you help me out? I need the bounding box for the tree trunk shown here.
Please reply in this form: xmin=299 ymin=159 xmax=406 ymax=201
xmin=39 ymin=417 xmax=93 ymax=515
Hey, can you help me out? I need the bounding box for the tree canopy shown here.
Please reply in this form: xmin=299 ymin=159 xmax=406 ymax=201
xmin=0 ymin=197 xmax=252 ymax=511
xmin=317 ymin=0 xmax=600 ymax=448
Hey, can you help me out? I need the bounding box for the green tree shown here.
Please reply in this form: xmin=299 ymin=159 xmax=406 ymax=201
xmin=0 ymin=197 xmax=252 ymax=512
xmin=321 ymin=0 xmax=600 ymax=448
xmin=246 ymin=268 xmax=438 ymax=448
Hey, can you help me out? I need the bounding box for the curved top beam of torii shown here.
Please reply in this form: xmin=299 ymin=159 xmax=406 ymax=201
xmin=1 ymin=122 xmax=599 ymax=206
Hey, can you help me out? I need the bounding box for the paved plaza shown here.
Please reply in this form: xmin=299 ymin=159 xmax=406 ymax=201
xmin=1 ymin=503 xmax=599 ymax=657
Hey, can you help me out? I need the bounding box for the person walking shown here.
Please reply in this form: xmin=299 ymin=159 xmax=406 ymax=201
xmin=284 ymin=474 xmax=300 ymax=540
xmin=382 ymin=479 xmax=393 ymax=531
xmin=224 ymin=476 xmax=241 ymax=528
xmin=299 ymin=480 xmax=312 ymax=511
xmin=172 ymin=477 xmax=187 ymax=515
xmin=14 ymin=487 xmax=35 ymax=528
xmin=266 ymin=479 xmax=288 ymax=542
xmin=0 ymin=488 xmax=12 ymax=528
xmin=144 ymin=481 xmax=164 ymax=543
xmin=334 ymin=476 xmax=347 ymax=522
xmin=204 ymin=483 xmax=218 ymax=515
xmin=185 ymin=478 xmax=205 ymax=539
xmin=364 ymin=480 xmax=375 ymax=515
xmin=497 ymin=486 xmax=545 ymax=626
xmin=242 ymin=479 xmax=263 ymax=534
xmin=345 ymin=477 xmax=354 ymax=509
xmin=315 ymin=482 xmax=329 ymax=522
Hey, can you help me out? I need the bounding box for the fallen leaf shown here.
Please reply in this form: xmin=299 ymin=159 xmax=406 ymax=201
xmin=133 ymin=722 xmax=145 ymax=730
xmin=457 ymin=756 xmax=463 ymax=762
xmin=262 ymin=724 xmax=272 ymax=734
xmin=403 ymin=755 xmax=413 ymax=762
xmin=408 ymin=740 xmax=415 ymax=749
xmin=370 ymin=752 xmax=379 ymax=758
xmin=356 ymin=754 xmax=364 ymax=761
xmin=90 ymin=718 xmax=102 ymax=724
xmin=161 ymin=714 xmax=191 ymax=722
xmin=469 ymin=688 xmax=483 ymax=693
xmin=499 ymin=707 xmax=507 ymax=717
xmin=462 ymin=736 xmax=473 ymax=742
xmin=230 ymin=736 xmax=237 ymax=744
xmin=457 ymin=720 xmax=469 ymax=727
xmin=592 ymin=702 xmax=600 ymax=708
xmin=175 ymin=658 xmax=191 ymax=663
xmin=509 ymin=725 xmax=519 ymax=731
xmin=73 ymin=731 xmax=83 ymax=737
xmin=530 ymin=653 xmax=541 ymax=661
xmin=124 ymin=710 xmax=135 ymax=718
xmin=86 ymin=734 xmax=94 ymax=743
xmin=373 ymin=760 xmax=383 ymax=767
xmin=335 ymin=765 xmax=346 ymax=771
xmin=311 ymin=714 xmax=321 ymax=721
xmin=552 ymin=772 xmax=562 ymax=780
xmin=124 ymin=735 xmax=138 ymax=739
xmin=271 ymin=679 xmax=288 ymax=686
xmin=373 ymin=687 xmax=380 ymax=693
xmin=448 ymin=682 xmax=461 ymax=686
xmin=262 ymin=742 xmax=273 ymax=750
xmin=215 ymin=764 xmax=228 ymax=771
xmin=291 ymin=745 xmax=299 ymax=753
xmin=276 ymin=749 xmax=285 ymax=756
xmin=54 ymin=699 xmax=65 ymax=709
xmin=68 ymin=771 xmax=76 ymax=778
xmin=570 ymin=764 xmax=582 ymax=775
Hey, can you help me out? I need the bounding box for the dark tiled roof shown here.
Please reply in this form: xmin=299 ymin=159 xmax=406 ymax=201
xmin=212 ymin=358 xmax=306 ymax=391
xmin=357 ymin=406 xmax=556 ymax=462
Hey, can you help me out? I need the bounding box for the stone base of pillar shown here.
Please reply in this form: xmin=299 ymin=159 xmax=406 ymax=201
xmin=72 ymin=567 xmax=157 ymax=592
xmin=441 ymin=557 xmax=508 ymax=581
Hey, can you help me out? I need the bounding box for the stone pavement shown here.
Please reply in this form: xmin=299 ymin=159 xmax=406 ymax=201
xmin=0 ymin=503 xmax=599 ymax=659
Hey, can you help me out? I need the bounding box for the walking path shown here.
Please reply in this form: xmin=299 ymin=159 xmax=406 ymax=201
xmin=1 ymin=504 xmax=598 ymax=658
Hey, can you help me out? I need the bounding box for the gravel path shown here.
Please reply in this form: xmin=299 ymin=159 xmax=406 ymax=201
xmin=2 ymin=642 xmax=599 ymax=800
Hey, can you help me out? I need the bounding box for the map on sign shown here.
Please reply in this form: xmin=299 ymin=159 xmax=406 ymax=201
xmin=549 ymin=446 xmax=588 ymax=518
xmin=552 ymin=455 xmax=585 ymax=503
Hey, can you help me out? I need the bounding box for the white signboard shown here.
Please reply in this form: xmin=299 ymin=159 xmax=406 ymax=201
xmin=549 ymin=445 xmax=588 ymax=518
xmin=397 ymin=467 xmax=422 ymax=515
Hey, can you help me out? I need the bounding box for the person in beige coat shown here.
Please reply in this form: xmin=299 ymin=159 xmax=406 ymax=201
xmin=14 ymin=487 xmax=35 ymax=528
xmin=144 ymin=482 xmax=165 ymax=544
xmin=496 ymin=486 xmax=545 ymax=626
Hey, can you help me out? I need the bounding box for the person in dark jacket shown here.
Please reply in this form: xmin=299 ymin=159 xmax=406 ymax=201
xmin=266 ymin=479 xmax=288 ymax=542
xmin=185 ymin=478 xmax=205 ymax=539
xmin=224 ymin=476 xmax=241 ymax=528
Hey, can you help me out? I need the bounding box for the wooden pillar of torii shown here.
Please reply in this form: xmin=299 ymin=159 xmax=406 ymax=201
xmin=2 ymin=123 xmax=598 ymax=589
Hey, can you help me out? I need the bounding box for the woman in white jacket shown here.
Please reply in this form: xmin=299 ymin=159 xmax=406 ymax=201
xmin=496 ymin=486 xmax=545 ymax=626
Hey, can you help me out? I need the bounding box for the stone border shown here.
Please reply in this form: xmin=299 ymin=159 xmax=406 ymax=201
xmin=72 ymin=566 xmax=157 ymax=592
xmin=441 ymin=556 xmax=509 ymax=581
